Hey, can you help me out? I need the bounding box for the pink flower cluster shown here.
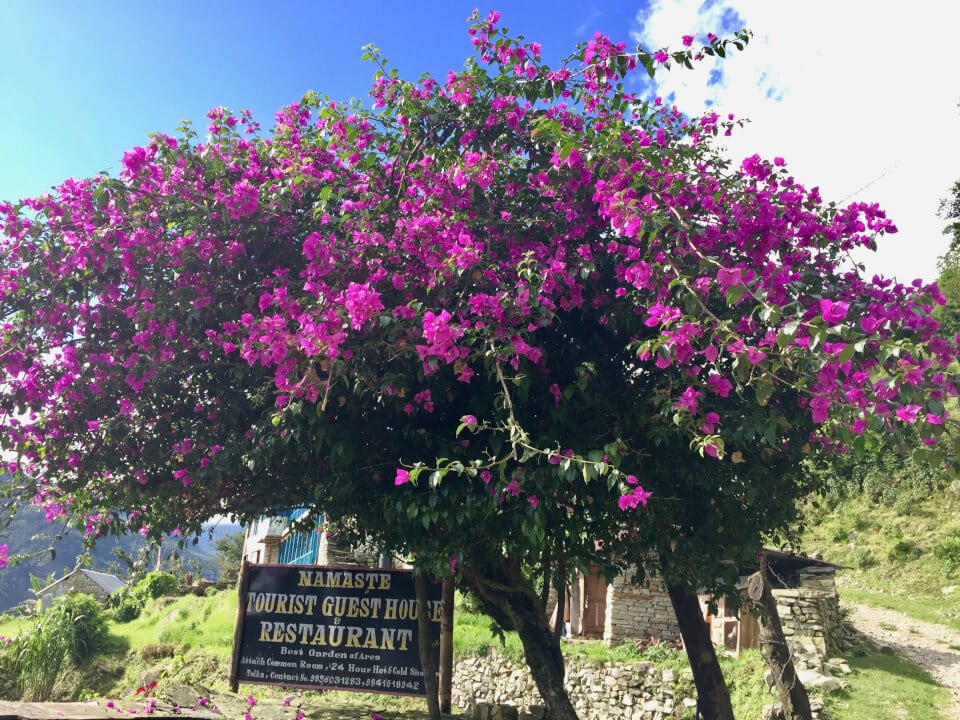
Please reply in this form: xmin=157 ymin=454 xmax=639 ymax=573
xmin=0 ymin=12 xmax=954 ymax=540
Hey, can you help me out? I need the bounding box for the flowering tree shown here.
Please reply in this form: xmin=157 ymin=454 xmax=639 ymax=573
xmin=1 ymin=12 xmax=956 ymax=720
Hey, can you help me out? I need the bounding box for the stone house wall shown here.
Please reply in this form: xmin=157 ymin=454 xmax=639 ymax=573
xmin=555 ymin=562 xmax=843 ymax=661
xmin=774 ymin=566 xmax=844 ymax=657
xmin=38 ymin=570 xmax=119 ymax=608
xmin=604 ymin=574 xmax=680 ymax=645
xmin=452 ymin=651 xmax=695 ymax=720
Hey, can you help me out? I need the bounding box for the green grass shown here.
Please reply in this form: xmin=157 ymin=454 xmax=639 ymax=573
xmin=0 ymin=613 xmax=32 ymax=641
xmin=801 ymin=493 xmax=960 ymax=632
xmin=822 ymin=645 xmax=952 ymax=720
xmin=719 ymin=649 xmax=769 ymax=719
xmin=110 ymin=589 xmax=237 ymax=661
xmin=450 ymin=598 xmax=524 ymax=662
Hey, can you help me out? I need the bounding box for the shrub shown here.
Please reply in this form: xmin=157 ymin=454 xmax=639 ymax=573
xmin=110 ymin=595 xmax=143 ymax=623
xmin=934 ymin=536 xmax=960 ymax=577
xmin=887 ymin=540 xmax=922 ymax=563
xmin=851 ymin=548 xmax=876 ymax=569
xmin=54 ymin=593 xmax=109 ymax=663
xmin=0 ymin=637 xmax=18 ymax=699
xmin=12 ymin=610 xmax=73 ymax=700
xmin=139 ymin=643 xmax=178 ymax=661
xmin=135 ymin=571 xmax=179 ymax=600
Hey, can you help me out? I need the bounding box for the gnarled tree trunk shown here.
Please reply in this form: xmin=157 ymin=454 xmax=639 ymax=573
xmin=463 ymin=562 xmax=580 ymax=720
xmin=749 ymin=553 xmax=812 ymax=720
xmin=666 ymin=582 xmax=735 ymax=720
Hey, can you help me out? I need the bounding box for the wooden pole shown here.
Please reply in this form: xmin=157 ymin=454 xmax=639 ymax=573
xmin=438 ymin=579 xmax=455 ymax=713
xmin=415 ymin=573 xmax=441 ymax=720
xmin=228 ymin=560 xmax=252 ymax=693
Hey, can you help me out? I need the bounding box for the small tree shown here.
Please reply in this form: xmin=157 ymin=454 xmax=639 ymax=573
xmin=214 ymin=531 xmax=244 ymax=583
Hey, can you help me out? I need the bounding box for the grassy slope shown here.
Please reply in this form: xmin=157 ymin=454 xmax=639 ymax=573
xmin=800 ymin=492 xmax=960 ymax=631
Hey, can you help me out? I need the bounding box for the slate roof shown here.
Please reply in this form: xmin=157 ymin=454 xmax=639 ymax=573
xmin=35 ymin=568 xmax=125 ymax=597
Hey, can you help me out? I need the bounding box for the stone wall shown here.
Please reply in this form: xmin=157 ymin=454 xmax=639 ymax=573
xmin=63 ymin=572 xmax=112 ymax=602
xmin=452 ymin=652 xmax=695 ymax=720
xmin=775 ymin=566 xmax=844 ymax=658
xmin=604 ymin=574 xmax=680 ymax=645
xmin=604 ymin=565 xmax=844 ymax=661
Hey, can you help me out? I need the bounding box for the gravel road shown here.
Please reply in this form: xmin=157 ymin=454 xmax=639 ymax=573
xmin=843 ymin=601 xmax=960 ymax=718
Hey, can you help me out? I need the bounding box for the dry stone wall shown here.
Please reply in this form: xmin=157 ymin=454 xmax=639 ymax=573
xmin=775 ymin=566 xmax=845 ymax=658
xmin=452 ymin=652 xmax=696 ymax=720
xmin=604 ymin=575 xmax=679 ymax=645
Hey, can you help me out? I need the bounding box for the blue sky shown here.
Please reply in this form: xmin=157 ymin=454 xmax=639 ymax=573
xmin=2 ymin=1 xmax=958 ymax=282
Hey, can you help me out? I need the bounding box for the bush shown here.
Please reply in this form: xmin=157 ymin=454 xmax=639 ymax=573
xmin=135 ymin=571 xmax=179 ymax=599
xmin=851 ymin=548 xmax=876 ymax=569
xmin=6 ymin=593 xmax=111 ymax=700
xmin=887 ymin=540 xmax=922 ymax=563
xmin=0 ymin=637 xmax=18 ymax=700
xmin=54 ymin=593 xmax=109 ymax=663
xmin=934 ymin=536 xmax=960 ymax=577
xmin=109 ymin=570 xmax=179 ymax=623
xmin=11 ymin=609 xmax=73 ymax=700
xmin=110 ymin=595 xmax=143 ymax=623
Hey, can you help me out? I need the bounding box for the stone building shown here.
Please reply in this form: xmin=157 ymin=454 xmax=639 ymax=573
xmin=558 ymin=550 xmax=844 ymax=659
xmin=35 ymin=568 xmax=124 ymax=608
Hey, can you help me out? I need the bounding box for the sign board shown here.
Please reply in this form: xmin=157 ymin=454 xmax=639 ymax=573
xmin=232 ymin=565 xmax=441 ymax=696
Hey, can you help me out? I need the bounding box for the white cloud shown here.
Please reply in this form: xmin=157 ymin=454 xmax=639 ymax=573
xmin=633 ymin=1 xmax=960 ymax=282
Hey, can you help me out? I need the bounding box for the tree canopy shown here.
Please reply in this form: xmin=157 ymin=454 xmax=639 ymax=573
xmin=1 ymin=12 xmax=957 ymax=718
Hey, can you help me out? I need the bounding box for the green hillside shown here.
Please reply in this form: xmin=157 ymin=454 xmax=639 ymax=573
xmin=801 ymin=491 xmax=960 ymax=631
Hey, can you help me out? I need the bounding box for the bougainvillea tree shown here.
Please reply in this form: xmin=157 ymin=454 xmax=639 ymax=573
xmin=1 ymin=11 xmax=957 ymax=719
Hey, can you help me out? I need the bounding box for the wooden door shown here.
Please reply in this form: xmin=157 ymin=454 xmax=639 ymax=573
xmin=581 ymin=567 xmax=607 ymax=638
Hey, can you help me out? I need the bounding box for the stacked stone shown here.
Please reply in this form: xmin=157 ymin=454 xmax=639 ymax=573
xmin=605 ymin=575 xmax=679 ymax=645
xmin=452 ymin=652 xmax=696 ymax=720
xmin=773 ymin=566 xmax=844 ymax=662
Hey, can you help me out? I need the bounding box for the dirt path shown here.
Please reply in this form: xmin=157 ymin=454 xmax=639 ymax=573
xmin=844 ymin=602 xmax=960 ymax=718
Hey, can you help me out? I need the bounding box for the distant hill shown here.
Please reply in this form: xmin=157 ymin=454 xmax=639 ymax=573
xmin=0 ymin=502 xmax=243 ymax=612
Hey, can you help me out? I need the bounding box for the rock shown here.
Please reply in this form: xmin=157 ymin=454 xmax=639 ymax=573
xmin=162 ymin=681 xmax=208 ymax=710
xmin=942 ymin=585 xmax=957 ymax=595
xmin=825 ymin=658 xmax=852 ymax=675
xmin=762 ymin=702 xmax=785 ymax=720
xmin=797 ymin=669 xmax=841 ymax=693
xmin=763 ymin=670 xmax=776 ymax=692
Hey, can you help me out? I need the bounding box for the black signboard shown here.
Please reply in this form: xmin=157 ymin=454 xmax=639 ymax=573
xmin=232 ymin=565 xmax=441 ymax=696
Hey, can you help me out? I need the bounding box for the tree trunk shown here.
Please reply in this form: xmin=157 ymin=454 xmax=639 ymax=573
xmin=552 ymin=572 xmax=566 ymax=643
xmin=464 ymin=565 xmax=580 ymax=720
xmin=749 ymin=554 xmax=813 ymax=720
xmin=568 ymin=573 xmax=582 ymax=638
xmin=415 ymin=572 xmax=441 ymax=720
xmin=667 ymin=583 xmax=735 ymax=720
xmin=438 ymin=579 xmax=455 ymax=714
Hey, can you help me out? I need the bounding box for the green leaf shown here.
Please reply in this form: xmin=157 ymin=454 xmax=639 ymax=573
xmin=725 ymin=285 xmax=745 ymax=305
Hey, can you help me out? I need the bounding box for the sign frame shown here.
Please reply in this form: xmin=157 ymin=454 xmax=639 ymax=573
xmin=229 ymin=563 xmax=441 ymax=697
